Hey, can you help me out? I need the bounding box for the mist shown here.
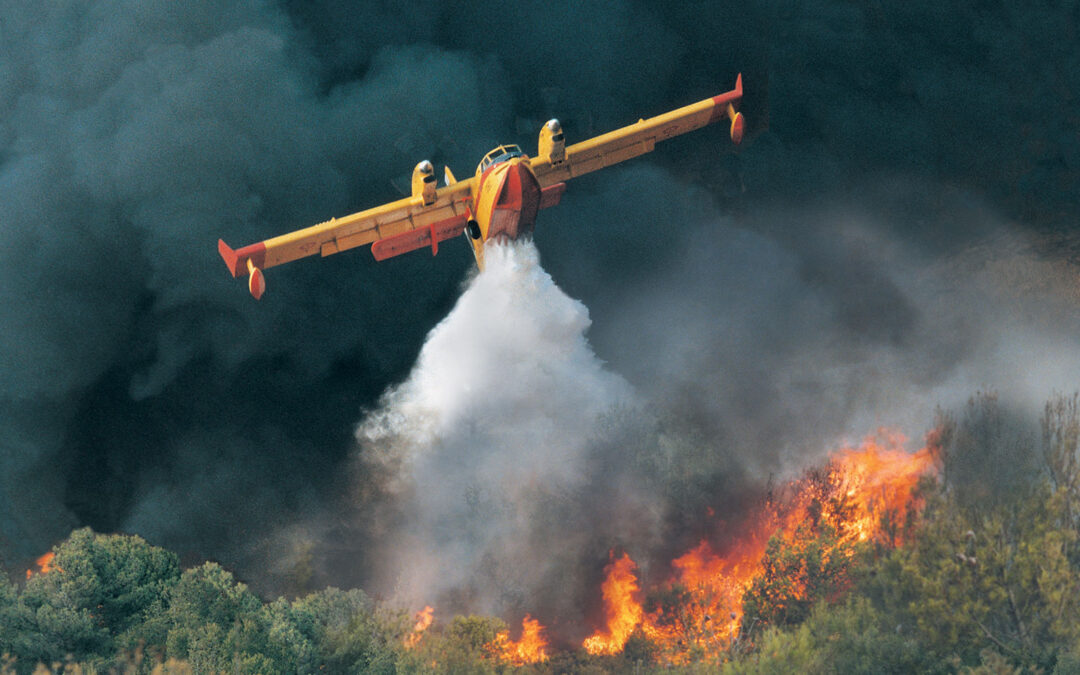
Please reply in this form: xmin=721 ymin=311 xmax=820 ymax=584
xmin=350 ymin=242 xmax=637 ymax=623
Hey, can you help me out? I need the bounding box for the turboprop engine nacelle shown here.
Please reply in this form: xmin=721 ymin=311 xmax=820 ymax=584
xmin=412 ymin=160 xmax=436 ymax=205
xmin=537 ymin=119 xmax=565 ymax=164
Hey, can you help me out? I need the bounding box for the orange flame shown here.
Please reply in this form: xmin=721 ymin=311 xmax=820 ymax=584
xmin=405 ymin=605 xmax=434 ymax=648
xmin=25 ymin=552 xmax=58 ymax=580
xmin=582 ymin=552 xmax=644 ymax=655
xmin=581 ymin=431 xmax=936 ymax=662
xmin=490 ymin=614 xmax=550 ymax=665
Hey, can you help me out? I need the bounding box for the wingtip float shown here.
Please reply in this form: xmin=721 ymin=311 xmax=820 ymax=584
xmin=219 ymin=74 xmax=745 ymax=299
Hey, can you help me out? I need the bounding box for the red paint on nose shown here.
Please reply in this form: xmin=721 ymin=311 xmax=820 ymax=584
xmin=489 ymin=161 xmax=542 ymax=240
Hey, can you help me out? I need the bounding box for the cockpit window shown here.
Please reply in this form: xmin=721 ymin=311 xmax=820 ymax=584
xmin=477 ymin=145 xmax=525 ymax=173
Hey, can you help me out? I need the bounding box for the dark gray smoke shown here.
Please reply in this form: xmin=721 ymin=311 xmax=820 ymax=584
xmin=0 ymin=1 xmax=505 ymax=565
xmin=0 ymin=1 xmax=1077 ymax=629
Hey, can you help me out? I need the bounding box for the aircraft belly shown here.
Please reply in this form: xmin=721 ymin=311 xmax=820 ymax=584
xmin=487 ymin=161 xmax=541 ymax=240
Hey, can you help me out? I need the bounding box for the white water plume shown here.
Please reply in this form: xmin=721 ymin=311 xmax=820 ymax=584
xmin=356 ymin=240 xmax=636 ymax=613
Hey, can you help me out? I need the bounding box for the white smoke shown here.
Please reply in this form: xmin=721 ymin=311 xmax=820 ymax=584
xmin=355 ymin=240 xmax=636 ymax=614
xmin=344 ymin=220 xmax=1080 ymax=626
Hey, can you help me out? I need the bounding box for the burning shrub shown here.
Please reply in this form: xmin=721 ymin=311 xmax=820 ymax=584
xmin=398 ymin=614 xmax=507 ymax=674
xmin=740 ymin=525 xmax=853 ymax=631
xmin=577 ymin=433 xmax=937 ymax=665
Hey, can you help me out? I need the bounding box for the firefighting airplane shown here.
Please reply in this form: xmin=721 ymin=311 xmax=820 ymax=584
xmin=218 ymin=75 xmax=745 ymax=299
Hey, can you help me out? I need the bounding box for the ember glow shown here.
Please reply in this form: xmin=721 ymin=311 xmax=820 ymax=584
xmin=578 ymin=432 xmax=936 ymax=661
xmin=490 ymin=615 xmax=550 ymax=665
xmin=25 ymin=552 xmax=57 ymax=580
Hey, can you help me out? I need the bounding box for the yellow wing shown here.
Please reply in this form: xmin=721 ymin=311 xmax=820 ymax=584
xmin=219 ymin=75 xmax=743 ymax=299
xmin=530 ymin=74 xmax=744 ymax=188
xmin=219 ymin=176 xmax=476 ymax=299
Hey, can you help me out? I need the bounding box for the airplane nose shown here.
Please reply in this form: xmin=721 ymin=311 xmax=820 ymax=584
xmin=502 ymin=161 xmax=541 ymax=233
xmin=488 ymin=160 xmax=542 ymax=240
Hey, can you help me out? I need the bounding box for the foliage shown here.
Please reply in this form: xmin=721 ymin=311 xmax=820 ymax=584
xmin=11 ymin=528 xmax=181 ymax=670
xmin=398 ymin=614 xmax=507 ymax=674
xmin=722 ymin=597 xmax=928 ymax=675
xmin=721 ymin=392 xmax=1080 ymax=673
xmin=320 ymin=594 xmax=410 ymax=674
xmin=1 ymin=532 xmax=406 ymax=674
xmin=6 ymin=392 xmax=1080 ymax=673
xmin=857 ymin=395 xmax=1080 ymax=671
xmin=741 ymin=524 xmax=854 ymax=631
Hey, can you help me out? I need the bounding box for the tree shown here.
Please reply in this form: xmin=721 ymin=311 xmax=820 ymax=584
xmin=861 ymin=477 xmax=1080 ymax=670
xmin=164 ymin=562 xmax=267 ymax=671
xmin=723 ymin=598 xmax=928 ymax=675
xmin=0 ymin=572 xmax=21 ymax=656
xmin=323 ymin=600 xmax=410 ymax=674
xmin=398 ymin=615 xmax=506 ymax=675
xmin=260 ymin=587 xmax=390 ymax=674
xmin=741 ymin=524 xmax=854 ymax=631
xmin=1043 ymin=392 xmax=1080 ymax=525
xmin=12 ymin=528 xmax=180 ymax=669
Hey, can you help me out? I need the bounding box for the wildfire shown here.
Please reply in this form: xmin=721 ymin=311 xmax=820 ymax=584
xmin=397 ymin=432 xmax=934 ymax=665
xmin=582 ymin=553 xmax=644 ymax=655
xmin=25 ymin=552 xmax=58 ymax=580
xmin=490 ymin=615 xmax=550 ymax=665
xmin=581 ymin=432 xmax=936 ymax=661
xmin=405 ymin=605 xmax=434 ymax=648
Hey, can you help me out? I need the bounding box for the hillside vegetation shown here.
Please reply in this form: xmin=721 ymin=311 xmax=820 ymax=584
xmin=3 ymin=393 xmax=1080 ymax=674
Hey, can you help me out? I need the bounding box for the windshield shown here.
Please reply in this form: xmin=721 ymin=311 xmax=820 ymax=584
xmin=477 ymin=145 xmax=524 ymax=173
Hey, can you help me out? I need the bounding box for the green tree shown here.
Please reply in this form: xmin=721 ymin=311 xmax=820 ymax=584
xmin=854 ymin=393 xmax=1080 ymax=672
xmin=1043 ymin=392 xmax=1080 ymax=526
xmin=258 ymin=587 xmax=395 ymax=674
xmin=7 ymin=599 xmax=105 ymax=670
xmin=866 ymin=485 xmax=1080 ymax=670
xmin=323 ymin=600 xmax=410 ymax=674
xmin=164 ymin=562 xmax=268 ymax=672
xmin=0 ymin=572 xmax=21 ymax=656
xmin=39 ymin=528 xmax=179 ymax=635
xmin=12 ymin=528 xmax=180 ymax=669
xmin=724 ymin=598 xmax=928 ymax=675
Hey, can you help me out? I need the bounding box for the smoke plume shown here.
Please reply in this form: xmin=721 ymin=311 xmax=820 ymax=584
xmin=0 ymin=2 xmax=1077 ymax=618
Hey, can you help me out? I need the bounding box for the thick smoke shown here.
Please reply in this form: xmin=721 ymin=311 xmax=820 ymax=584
xmin=0 ymin=0 xmax=1077 ymax=616
xmin=0 ymin=1 xmax=504 ymax=565
xmin=338 ymin=200 xmax=1080 ymax=637
xmin=591 ymin=194 xmax=1080 ymax=478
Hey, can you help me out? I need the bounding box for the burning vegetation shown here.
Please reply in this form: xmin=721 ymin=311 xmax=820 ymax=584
xmin=4 ymin=393 xmax=1080 ymax=672
xmin=404 ymin=605 xmax=434 ymax=648
xmin=489 ymin=615 xmax=550 ymax=665
xmin=575 ymin=434 xmax=936 ymax=664
xmin=23 ymin=553 xmax=57 ymax=580
xmin=390 ymin=430 xmax=935 ymax=667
